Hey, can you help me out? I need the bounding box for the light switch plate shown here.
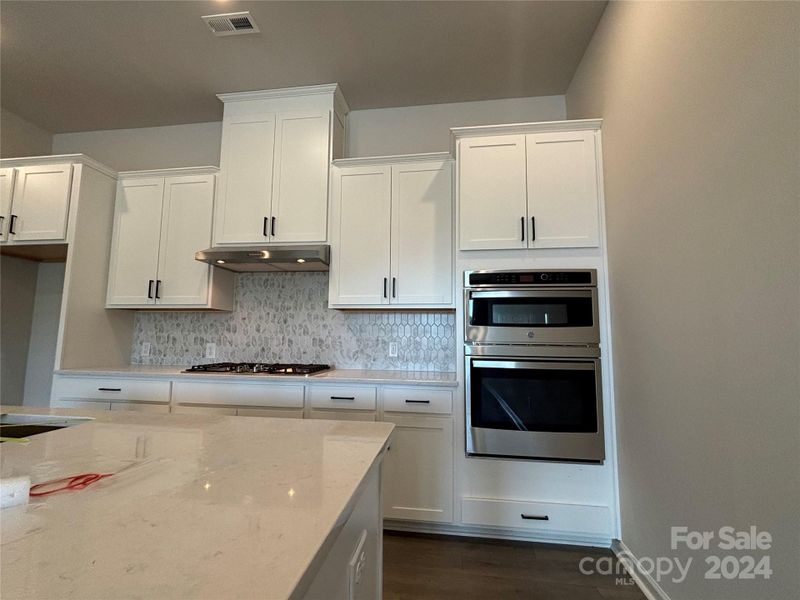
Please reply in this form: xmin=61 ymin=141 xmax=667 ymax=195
xmin=141 ymin=342 xmax=151 ymax=357
xmin=205 ymin=343 xmax=216 ymax=359
xmin=388 ymin=342 xmax=398 ymax=358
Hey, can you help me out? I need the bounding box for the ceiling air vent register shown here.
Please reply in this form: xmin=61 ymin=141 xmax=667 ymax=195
xmin=201 ymin=11 xmax=260 ymax=37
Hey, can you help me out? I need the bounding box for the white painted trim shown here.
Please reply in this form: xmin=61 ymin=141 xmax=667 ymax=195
xmin=611 ymin=539 xmax=672 ymax=600
xmin=332 ymin=152 xmax=453 ymax=168
xmin=384 ymin=519 xmax=612 ymax=548
xmin=217 ymin=83 xmax=346 ymax=110
xmin=117 ymin=166 xmax=219 ymax=179
xmin=0 ymin=154 xmax=117 ymax=179
xmin=449 ymin=118 xmax=603 ymax=155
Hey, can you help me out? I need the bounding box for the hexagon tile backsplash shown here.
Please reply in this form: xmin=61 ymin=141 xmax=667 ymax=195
xmin=131 ymin=272 xmax=457 ymax=372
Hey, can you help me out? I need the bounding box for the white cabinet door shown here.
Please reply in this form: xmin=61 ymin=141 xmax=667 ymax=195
xmin=458 ymin=135 xmax=527 ymax=250
xmin=8 ymin=163 xmax=73 ymax=242
xmin=390 ymin=161 xmax=452 ymax=305
xmin=526 ymin=131 xmax=600 ymax=248
xmin=330 ymin=166 xmax=391 ymax=305
xmin=106 ymin=178 xmax=164 ymax=306
xmin=155 ymin=175 xmax=214 ymax=305
xmin=214 ymin=113 xmax=275 ymax=245
xmin=270 ymin=111 xmax=330 ymax=243
xmin=0 ymin=168 xmax=15 ymax=241
xmin=382 ymin=414 xmax=453 ymax=523
xmin=307 ymin=409 xmax=377 ymax=422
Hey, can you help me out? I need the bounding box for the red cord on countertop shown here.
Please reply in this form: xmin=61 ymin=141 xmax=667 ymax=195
xmin=29 ymin=473 xmax=113 ymax=497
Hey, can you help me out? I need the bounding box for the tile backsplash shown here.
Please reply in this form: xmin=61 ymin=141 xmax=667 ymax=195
xmin=131 ymin=272 xmax=456 ymax=372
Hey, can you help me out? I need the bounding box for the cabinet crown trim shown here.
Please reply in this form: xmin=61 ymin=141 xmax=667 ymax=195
xmin=117 ymin=166 xmax=219 ymax=179
xmin=0 ymin=153 xmax=117 ymax=179
xmin=217 ymin=83 xmax=349 ymax=113
xmin=332 ymin=152 xmax=453 ymax=168
xmin=449 ymin=118 xmax=602 ymax=154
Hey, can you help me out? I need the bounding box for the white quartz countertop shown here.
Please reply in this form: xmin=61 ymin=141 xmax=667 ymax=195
xmin=0 ymin=407 xmax=393 ymax=599
xmin=55 ymin=365 xmax=459 ymax=387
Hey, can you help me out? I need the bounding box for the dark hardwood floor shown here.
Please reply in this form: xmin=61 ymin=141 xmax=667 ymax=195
xmin=383 ymin=531 xmax=646 ymax=600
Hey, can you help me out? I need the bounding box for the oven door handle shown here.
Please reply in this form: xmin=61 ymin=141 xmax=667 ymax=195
xmin=471 ymin=360 xmax=597 ymax=371
xmin=468 ymin=290 xmax=594 ymax=299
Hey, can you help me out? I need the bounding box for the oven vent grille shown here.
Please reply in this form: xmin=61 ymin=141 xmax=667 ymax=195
xmin=202 ymin=11 xmax=260 ymax=36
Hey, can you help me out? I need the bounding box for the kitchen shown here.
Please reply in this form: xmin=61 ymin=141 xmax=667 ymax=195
xmin=1 ymin=3 xmax=797 ymax=600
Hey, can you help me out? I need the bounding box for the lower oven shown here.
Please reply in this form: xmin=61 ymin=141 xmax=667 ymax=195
xmin=465 ymin=346 xmax=604 ymax=462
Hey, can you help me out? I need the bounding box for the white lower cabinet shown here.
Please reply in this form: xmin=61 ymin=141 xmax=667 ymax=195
xmin=307 ymin=409 xmax=376 ymax=422
xmin=110 ymin=402 xmax=170 ymax=414
xmin=170 ymin=380 xmax=305 ymax=414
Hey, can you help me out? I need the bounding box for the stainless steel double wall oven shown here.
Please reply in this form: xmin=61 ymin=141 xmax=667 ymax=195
xmin=464 ymin=269 xmax=604 ymax=462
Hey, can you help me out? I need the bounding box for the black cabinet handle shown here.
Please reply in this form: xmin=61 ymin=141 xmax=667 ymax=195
xmin=271 ymin=216 xmax=276 ymax=236
xmin=520 ymin=216 xmax=525 ymax=242
xmin=531 ymin=216 xmax=536 ymax=241
xmin=147 ymin=280 xmax=154 ymax=299
xmin=330 ymin=396 xmax=355 ymax=401
xmin=521 ymin=514 xmax=549 ymax=521
xmin=383 ymin=277 xmax=388 ymax=298
xmin=263 ymin=217 xmax=269 ymax=237
xmin=405 ymin=399 xmax=430 ymax=404
xmin=98 ymin=387 xmax=122 ymax=392
xmin=392 ymin=277 xmax=396 ymax=298
xmin=155 ymin=280 xmax=162 ymax=299
xmin=9 ymin=214 xmax=17 ymax=235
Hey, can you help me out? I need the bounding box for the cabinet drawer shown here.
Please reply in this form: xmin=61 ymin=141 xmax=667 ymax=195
xmin=52 ymin=399 xmax=111 ymax=411
xmin=53 ymin=376 xmax=170 ymax=404
xmin=383 ymin=387 xmax=452 ymax=414
xmin=308 ymin=385 xmax=377 ymax=410
xmin=110 ymin=402 xmax=170 ymax=413
xmin=461 ymin=497 xmax=611 ymax=536
xmin=236 ymin=408 xmax=303 ymax=419
xmin=172 ymin=381 xmax=304 ymax=408
xmin=307 ymin=409 xmax=377 ymax=422
xmin=171 ymin=405 xmax=237 ymax=416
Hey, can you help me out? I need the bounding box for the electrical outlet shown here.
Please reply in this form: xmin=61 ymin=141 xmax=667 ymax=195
xmin=388 ymin=342 xmax=398 ymax=358
xmin=205 ymin=343 xmax=216 ymax=359
xmin=141 ymin=342 xmax=151 ymax=357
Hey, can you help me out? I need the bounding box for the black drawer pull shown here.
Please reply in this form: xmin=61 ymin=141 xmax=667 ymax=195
xmin=521 ymin=514 xmax=549 ymax=521
xmin=271 ymin=216 xmax=276 ymax=236
xmin=155 ymin=280 xmax=162 ymax=299
xmin=147 ymin=279 xmax=154 ymax=299
xmin=520 ymin=216 xmax=525 ymax=242
xmin=263 ymin=216 xmax=269 ymax=237
xmin=330 ymin=396 xmax=355 ymax=401
xmin=98 ymin=387 xmax=122 ymax=392
xmin=531 ymin=216 xmax=536 ymax=241
xmin=383 ymin=277 xmax=388 ymax=298
xmin=405 ymin=399 xmax=430 ymax=404
xmin=9 ymin=214 xmax=17 ymax=235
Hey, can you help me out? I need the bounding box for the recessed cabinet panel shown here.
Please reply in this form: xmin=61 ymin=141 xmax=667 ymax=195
xmin=458 ymin=136 xmax=527 ymax=250
xmin=526 ymin=131 xmax=600 ymax=248
xmin=156 ymin=175 xmax=214 ymax=305
xmin=270 ymin=111 xmax=330 ymax=243
xmin=8 ymin=164 xmax=73 ymax=242
xmin=214 ymin=114 xmax=276 ymax=245
xmin=0 ymin=168 xmax=15 ymax=241
xmin=106 ymin=178 xmax=164 ymax=306
xmin=390 ymin=162 xmax=453 ymax=305
xmin=330 ymin=166 xmax=391 ymax=305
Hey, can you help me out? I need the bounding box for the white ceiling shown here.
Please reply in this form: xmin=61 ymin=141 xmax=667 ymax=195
xmin=0 ymin=1 xmax=606 ymax=133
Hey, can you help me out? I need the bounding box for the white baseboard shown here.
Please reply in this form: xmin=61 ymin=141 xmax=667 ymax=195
xmin=611 ymin=539 xmax=672 ymax=600
xmin=384 ymin=518 xmax=612 ymax=548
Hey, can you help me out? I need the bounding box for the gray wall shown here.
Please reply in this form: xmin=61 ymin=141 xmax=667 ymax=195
xmin=566 ymin=3 xmax=799 ymax=599
xmin=0 ymin=108 xmax=53 ymax=157
xmin=0 ymin=256 xmax=38 ymax=404
xmin=51 ymin=95 xmax=566 ymax=170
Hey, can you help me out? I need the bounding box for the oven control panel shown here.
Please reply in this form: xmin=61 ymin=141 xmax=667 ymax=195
xmin=465 ymin=270 xmax=596 ymax=287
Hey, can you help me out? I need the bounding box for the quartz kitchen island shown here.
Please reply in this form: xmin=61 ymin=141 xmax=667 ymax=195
xmin=0 ymin=407 xmax=393 ymax=599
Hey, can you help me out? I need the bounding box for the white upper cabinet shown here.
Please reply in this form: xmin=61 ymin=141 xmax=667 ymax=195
xmin=214 ymin=113 xmax=276 ymax=245
xmin=330 ymin=165 xmax=392 ymax=305
xmin=526 ymin=130 xmax=600 ymax=248
xmin=458 ymin=135 xmax=527 ymax=250
xmin=329 ymin=154 xmax=454 ymax=309
xmin=0 ymin=168 xmax=16 ymax=241
xmin=213 ymin=85 xmax=349 ymax=246
xmin=270 ymin=111 xmax=330 ymax=243
xmin=3 ymin=163 xmax=73 ymax=243
xmin=454 ymin=121 xmax=603 ymax=251
xmin=390 ymin=161 xmax=453 ymax=305
xmin=107 ymin=177 xmax=164 ymax=306
xmin=107 ymin=168 xmax=233 ymax=310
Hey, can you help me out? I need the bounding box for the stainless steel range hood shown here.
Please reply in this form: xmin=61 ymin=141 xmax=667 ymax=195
xmin=195 ymin=245 xmax=330 ymax=273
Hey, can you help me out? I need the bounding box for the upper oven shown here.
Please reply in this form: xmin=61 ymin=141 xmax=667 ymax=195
xmin=464 ymin=269 xmax=599 ymax=346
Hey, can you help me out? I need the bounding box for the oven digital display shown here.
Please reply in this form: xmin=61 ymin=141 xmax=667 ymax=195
xmin=518 ymin=274 xmax=534 ymax=283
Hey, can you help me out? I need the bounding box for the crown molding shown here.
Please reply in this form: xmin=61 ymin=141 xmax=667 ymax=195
xmin=450 ymin=118 xmax=602 ymax=154
xmin=0 ymin=154 xmax=117 ymax=179
xmin=332 ymin=152 xmax=453 ymax=168
xmin=117 ymin=166 xmax=219 ymax=179
xmin=217 ymin=83 xmax=349 ymax=114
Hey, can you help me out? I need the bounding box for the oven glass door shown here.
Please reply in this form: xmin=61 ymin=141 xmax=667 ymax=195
xmin=465 ymin=290 xmax=598 ymax=344
xmin=466 ymin=358 xmax=604 ymax=461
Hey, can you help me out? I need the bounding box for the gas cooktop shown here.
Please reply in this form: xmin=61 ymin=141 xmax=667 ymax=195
xmin=183 ymin=362 xmax=331 ymax=375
